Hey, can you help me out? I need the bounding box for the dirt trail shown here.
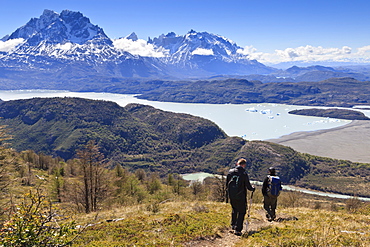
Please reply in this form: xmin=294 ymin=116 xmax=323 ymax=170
xmin=182 ymin=227 xmax=243 ymax=247
xmin=182 ymin=209 xmax=297 ymax=247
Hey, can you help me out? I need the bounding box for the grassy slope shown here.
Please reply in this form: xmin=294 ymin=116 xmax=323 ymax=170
xmin=72 ymin=194 xmax=370 ymax=246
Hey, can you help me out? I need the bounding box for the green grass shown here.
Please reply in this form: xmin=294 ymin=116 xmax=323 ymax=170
xmin=73 ymin=201 xmax=230 ymax=246
xmin=71 ymin=197 xmax=370 ymax=247
xmin=241 ymin=208 xmax=370 ymax=246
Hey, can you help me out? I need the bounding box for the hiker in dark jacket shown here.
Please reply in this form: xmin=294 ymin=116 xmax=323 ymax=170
xmin=262 ymin=167 xmax=282 ymax=221
xmin=226 ymin=158 xmax=255 ymax=236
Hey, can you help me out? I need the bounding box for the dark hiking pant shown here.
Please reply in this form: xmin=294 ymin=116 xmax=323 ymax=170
xmin=263 ymin=195 xmax=278 ymax=220
xmin=230 ymin=199 xmax=247 ymax=232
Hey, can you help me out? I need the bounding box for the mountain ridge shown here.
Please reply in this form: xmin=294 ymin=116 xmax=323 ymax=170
xmin=0 ymin=9 xmax=369 ymax=93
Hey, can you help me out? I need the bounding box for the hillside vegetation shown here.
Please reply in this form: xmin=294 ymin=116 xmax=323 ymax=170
xmin=289 ymin=108 xmax=370 ymax=120
xmin=0 ymin=97 xmax=231 ymax=174
xmin=0 ymin=97 xmax=369 ymax=198
xmin=0 ymin=142 xmax=369 ymax=246
xmin=0 ymin=100 xmax=369 ymax=245
xmin=107 ymin=77 xmax=370 ymax=107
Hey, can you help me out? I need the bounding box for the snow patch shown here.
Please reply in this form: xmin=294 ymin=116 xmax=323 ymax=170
xmin=192 ymin=48 xmax=214 ymax=56
xmin=56 ymin=42 xmax=73 ymax=51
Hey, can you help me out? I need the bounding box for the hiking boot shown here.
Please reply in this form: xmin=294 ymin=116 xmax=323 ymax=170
xmin=229 ymin=225 xmax=237 ymax=233
xmin=234 ymin=231 xmax=242 ymax=236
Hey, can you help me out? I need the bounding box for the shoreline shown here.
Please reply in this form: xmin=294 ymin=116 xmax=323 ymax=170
xmin=267 ymin=120 xmax=370 ymax=163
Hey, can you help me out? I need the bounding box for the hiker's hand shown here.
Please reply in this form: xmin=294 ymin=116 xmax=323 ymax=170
xmin=252 ymin=187 xmax=256 ymax=192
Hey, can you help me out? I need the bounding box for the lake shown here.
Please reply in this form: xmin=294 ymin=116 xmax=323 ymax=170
xmin=0 ymin=89 xmax=360 ymax=140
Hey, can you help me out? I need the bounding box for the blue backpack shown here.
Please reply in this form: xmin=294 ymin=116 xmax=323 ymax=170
xmin=267 ymin=175 xmax=282 ymax=197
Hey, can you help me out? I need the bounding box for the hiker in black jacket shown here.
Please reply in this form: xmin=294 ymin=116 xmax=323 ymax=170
xmin=225 ymin=158 xmax=255 ymax=236
xmin=262 ymin=167 xmax=282 ymax=221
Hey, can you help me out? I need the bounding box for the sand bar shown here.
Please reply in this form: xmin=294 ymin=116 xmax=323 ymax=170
xmin=268 ymin=120 xmax=370 ymax=163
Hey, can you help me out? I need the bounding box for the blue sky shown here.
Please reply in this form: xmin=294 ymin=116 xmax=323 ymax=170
xmin=1 ymin=0 xmax=370 ymax=64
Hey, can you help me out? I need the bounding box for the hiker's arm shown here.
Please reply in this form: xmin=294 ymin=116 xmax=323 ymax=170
xmin=262 ymin=177 xmax=268 ymax=196
xmin=225 ymin=174 xmax=230 ymax=203
xmin=244 ymin=173 xmax=255 ymax=192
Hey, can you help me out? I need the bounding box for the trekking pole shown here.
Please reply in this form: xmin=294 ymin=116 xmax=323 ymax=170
xmin=245 ymin=190 xmax=254 ymax=232
xmin=248 ymin=190 xmax=254 ymax=218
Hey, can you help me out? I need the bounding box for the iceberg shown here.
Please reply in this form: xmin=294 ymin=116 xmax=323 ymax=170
xmin=246 ymin=107 xmax=258 ymax=112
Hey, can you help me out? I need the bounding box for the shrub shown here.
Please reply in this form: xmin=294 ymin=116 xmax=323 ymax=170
xmin=0 ymin=190 xmax=79 ymax=246
xmin=345 ymin=197 xmax=362 ymax=213
xmin=279 ymin=191 xmax=304 ymax=208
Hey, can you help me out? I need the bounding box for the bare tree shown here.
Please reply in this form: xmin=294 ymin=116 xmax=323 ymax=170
xmin=190 ymin=181 xmax=203 ymax=196
xmin=210 ymin=168 xmax=228 ymax=202
xmin=76 ymin=140 xmax=108 ymax=213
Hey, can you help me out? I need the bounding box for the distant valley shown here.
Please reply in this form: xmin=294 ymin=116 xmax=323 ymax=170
xmin=0 ymin=97 xmax=369 ymax=197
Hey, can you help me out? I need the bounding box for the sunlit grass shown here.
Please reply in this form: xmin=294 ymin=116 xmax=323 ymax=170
xmin=241 ymin=207 xmax=370 ymax=247
xmin=73 ymin=201 xmax=230 ymax=246
xmin=71 ymin=198 xmax=370 ymax=246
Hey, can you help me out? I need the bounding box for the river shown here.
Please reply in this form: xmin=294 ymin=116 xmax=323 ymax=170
xmin=181 ymin=172 xmax=370 ymax=201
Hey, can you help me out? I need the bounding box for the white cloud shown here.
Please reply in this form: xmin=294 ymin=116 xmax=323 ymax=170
xmin=113 ymin=38 xmax=167 ymax=57
xmin=237 ymin=45 xmax=257 ymax=55
xmin=192 ymin=48 xmax=214 ymax=56
xmin=357 ymin=45 xmax=370 ymax=55
xmin=0 ymin=38 xmax=24 ymax=52
xmin=237 ymin=44 xmax=370 ymax=64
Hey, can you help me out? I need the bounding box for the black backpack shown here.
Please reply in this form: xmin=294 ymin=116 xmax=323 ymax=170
xmin=227 ymin=169 xmax=243 ymax=200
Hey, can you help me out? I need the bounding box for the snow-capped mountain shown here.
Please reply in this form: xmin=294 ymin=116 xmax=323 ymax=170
xmin=1 ymin=10 xmax=146 ymax=67
xmin=7 ymin=9 xmax=111 ymax=45
xmin=0 ymin=9 xmax=275 ymax=84
xmin=149 ymin=30 xmax=274 ymax=76
xmin=0 ymin=9 xmax=169 ymax=84
xmin=150 ymin=30 xmax=247 ymax=64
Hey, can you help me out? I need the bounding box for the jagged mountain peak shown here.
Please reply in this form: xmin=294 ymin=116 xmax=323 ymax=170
xmin=125 ymin=32 xmax=138 ymax=41
xmin=147 ymin=29 xmax=247 ymax=67
xmin=150 ymin=30 xmax=239 ymax=54
xmin=6 ymin=9 xmax=111 ymax=45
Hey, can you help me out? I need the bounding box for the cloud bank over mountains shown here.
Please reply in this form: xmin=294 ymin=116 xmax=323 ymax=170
xmin=0 ymin=8 xmax=369 ymax=66
xmin=238 ymin=44 xmax=370 ymax=65
xmin=0 ymin=38 xmax=24 ymax=52
xmin=113 ymin=38 xmax=167 ymax=58
xmin=3 ymin=36 xmax=368 ymax=66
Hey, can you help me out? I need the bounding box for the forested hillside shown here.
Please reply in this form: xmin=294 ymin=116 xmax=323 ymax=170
xmin=0 ymin=97 xmax=369 ymax=198
xmin=289 ymin=108 xmax=370 ymax=120
xmin=116 ymin=77 xmax=370 ymax=107
xmin=0 ymin=97 xmax=232 ymax=174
